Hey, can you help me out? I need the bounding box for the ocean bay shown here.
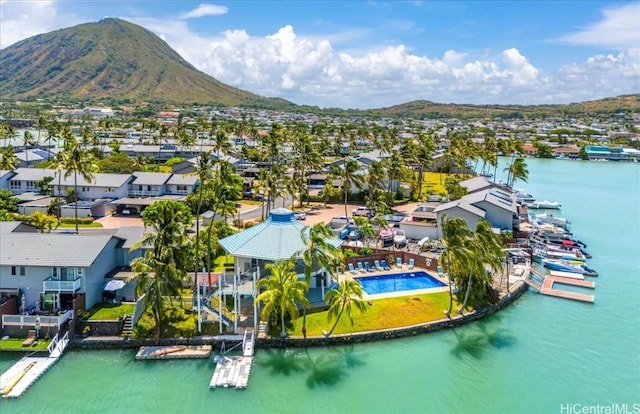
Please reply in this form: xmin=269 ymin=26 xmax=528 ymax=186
xmin=2 ymin=158 xmax=639 ymax=414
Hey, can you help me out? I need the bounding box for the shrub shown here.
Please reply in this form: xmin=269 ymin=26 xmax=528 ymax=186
xmin=131 ymin=312 xmax=155 ymax=340
xmin=360 ymin=247 xmax=373 ymax=255
xmin=60 ymin=217 xmax=94 ymax=225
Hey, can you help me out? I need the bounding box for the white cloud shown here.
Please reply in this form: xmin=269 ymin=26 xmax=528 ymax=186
xmin=179 ymin=3 xmax=228 ymax=20
xmin=0 ymin=1 xmax=638 ymax=109
xmin=556 ymin=2 xmax=640 ymax=49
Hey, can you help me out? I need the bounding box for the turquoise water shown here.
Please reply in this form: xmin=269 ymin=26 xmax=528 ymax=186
xmin=357 ymin=271 xmax=446 ymax=294
xmin=2 ymin=158 xmax=639 ymax=414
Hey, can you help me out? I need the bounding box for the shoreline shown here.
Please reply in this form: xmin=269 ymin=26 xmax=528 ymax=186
xmin=65 ymin=280 xmax=527 ymax=352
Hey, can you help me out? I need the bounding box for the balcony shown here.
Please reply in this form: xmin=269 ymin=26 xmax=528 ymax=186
xmin=43 ymin=277 xmax=82 ymax=293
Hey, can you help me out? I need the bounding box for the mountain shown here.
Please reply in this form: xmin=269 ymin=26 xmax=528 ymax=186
xmin=373 ymin=94 xmax=640 ymax=119
xmin=0 ymin=18 xmax=290 ymax=107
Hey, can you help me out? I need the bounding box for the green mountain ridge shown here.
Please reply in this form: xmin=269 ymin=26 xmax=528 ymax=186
xmin=0 ymin=18 xmax=289 ymax=107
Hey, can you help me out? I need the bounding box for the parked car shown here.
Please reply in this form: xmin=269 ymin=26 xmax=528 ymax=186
xmin=294 ymin=211 xmax=306 ymax=220
xmin=353 ymin=206 xmax=375 ymax=217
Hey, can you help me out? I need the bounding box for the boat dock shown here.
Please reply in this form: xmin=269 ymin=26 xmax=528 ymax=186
xmin=540 ymin=276 xmax=595 ymax=303
xmin=1 ymin=331 xmax=69 ymax=398
xmin=135 ymin=345 xmax=212 ymax=360
xmin=210 ymin=328 xmax=255 ymax=390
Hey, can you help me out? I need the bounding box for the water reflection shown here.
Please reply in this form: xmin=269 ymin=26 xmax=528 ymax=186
xmin=259 ymin=345 xmax=366 ymax=389
xmin=450 ymin=317 xmax=517 ymax=359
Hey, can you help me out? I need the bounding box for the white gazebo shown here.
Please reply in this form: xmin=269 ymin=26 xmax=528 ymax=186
xmin=217 ymin=208 xmax=343 ymax=333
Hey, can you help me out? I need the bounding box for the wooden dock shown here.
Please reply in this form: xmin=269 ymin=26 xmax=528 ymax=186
xmin=135 ymin=345 xmax=212 ymax=360
xmin=540 ymin=276 xmax=595 ymax=303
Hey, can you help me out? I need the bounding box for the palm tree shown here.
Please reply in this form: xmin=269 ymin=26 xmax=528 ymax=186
xmin=334 ymin=157 xmax=364 ymax=218
xmin=255 ymin=259 xmax=310 ymax=338
xmin=191 ymin=151 xmax=214 ymax=305
xmin=0 ymin=146 xmax=19 ymax=170
xmin=504 ymin=157 xmax=529 ymax=188
xmin=458 ymin=220 xmax=503 ymax=313
xmin=440 ymin=215 xmax=473 ymax=317
xmin=59 ymin=140 xmax=98 ymax=233
xmin=298 ymin=223 xmax=343 ymax=338
xmin=23 ymin=130 xmax=36 ymax=167
xmin=323 ymin=279 xmax=367 ymax=337
xmin=130 ymin=200 xmax=192 ymax=340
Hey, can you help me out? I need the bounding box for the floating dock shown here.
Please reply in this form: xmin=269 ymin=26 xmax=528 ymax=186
xmin=540 ymin=276 xmax=595 ymax=303
xmin=135 ymin=345 xmax=212 ymax=360
xmin=210 ymin=328 xmax=255 ymax=390
xmin=1 ymin=332 xmax=69 ymax=398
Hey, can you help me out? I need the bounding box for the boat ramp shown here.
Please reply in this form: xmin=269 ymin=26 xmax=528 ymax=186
xmin=527 ymin=265 xmax=595 ymax=303
xmin=0 ymin=331 xmax=69 ymax=398
xmin=210 ymin=328 xmax=255 ymax=390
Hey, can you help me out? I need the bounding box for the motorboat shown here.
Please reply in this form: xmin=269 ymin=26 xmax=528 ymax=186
xmin=535 ymin=213 xmax=569 ymax=228
xmin=513 ymin=189 xmax=536 ymax=203
xmin=393 ymin=230 xmax=407 ymax=247
xmin=542 ymin=258 xmax=598 ymax=276
xmin=526 ymin=200 xmax=562 ymax=209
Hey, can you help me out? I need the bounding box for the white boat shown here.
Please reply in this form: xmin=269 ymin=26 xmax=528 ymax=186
xmin=526 ymin=200 xmax=562 ymax=209
xmin=514 ymin=189 xmax=535 ymax=203
xmin=535 ymin=213 xmax=569 ymax=228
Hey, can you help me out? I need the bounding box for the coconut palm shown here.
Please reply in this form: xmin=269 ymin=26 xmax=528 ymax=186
xmin=130 ymin=200 xmax=192 ymax=340
xmin=59 ymin=140 xmax=98 ymax=234
xmin=323 ymin=279 xmax=367 ymax=337
xmin=255 ymin=258 xmax=310 ymax=338
xmin=504 ymin=157 xmax=529 ymax=188
xmin=440 ymin=215 xmax=473 ymax=317
xmin=333 ymin=157 xmax=364 ymax=218
xmin=23 ymin=130 xmax=36 ymax=167
xmin=0 ymin=146 xmax=18 ymax=170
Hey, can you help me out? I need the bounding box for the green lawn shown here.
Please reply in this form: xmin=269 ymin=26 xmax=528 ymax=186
xmin=0 ymin=337 xmax=52 ymax=351
xmin=287 ymin=291 xmax=461 ymax=337
xmin=87 ymin=303 xmax=135 ymax=320
xmin=58 ymin=222 xmax=104 ymax=228
xmin=420 ymin=172 xmax=448 ymax=197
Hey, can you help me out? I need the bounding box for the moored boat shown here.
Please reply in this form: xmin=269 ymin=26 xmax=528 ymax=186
xmin=527 ymin=200 xmax=562 ymax=209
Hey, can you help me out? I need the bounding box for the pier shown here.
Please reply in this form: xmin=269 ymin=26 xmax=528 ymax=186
xmin=210 ymin=328 xmax=255 ymax=390
xmin=135 ymin=345 xmax=212 ymax=360
xmin=540 ymin=276 xmax=595 ymax=303
xmin=1 ymin=331 xmax=69 ymax=398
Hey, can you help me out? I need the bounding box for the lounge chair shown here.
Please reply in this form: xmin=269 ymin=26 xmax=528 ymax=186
xmin=364 ymin=262 xmax=373 ymax=272
xmin=22 ymin=329 xmax=37 ymax=347
xmin=348 ymin=263 xmax=358 ymax=274
xmin=381 ymin=259 xmax=391 ymax=270
xmin=357 ymin=262 xmax=366 ymax=273
xmin=407 ymin=258 xmax=415 ymax=270
xmin=396 ymin=257 xmax=404 ymax=269
xmin=374 ymin=260 xmax=384 ymax=271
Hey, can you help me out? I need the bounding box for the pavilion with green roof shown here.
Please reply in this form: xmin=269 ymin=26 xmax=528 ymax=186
xmin=216 ymin=208 xmax=343 ymax=333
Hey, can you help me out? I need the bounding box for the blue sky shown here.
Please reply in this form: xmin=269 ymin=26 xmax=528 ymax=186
xmin=1 ymin=1 xmax=639 ymax=109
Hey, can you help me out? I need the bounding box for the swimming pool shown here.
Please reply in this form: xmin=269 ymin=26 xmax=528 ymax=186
xmin=356 ymin=271 xmax=446 ymax=295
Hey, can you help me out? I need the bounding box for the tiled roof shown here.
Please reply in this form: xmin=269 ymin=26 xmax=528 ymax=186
xmin=219 ymin=208 xmax=343 ymax=261
xmin=1 ymin=233 xmax=118 ymax=267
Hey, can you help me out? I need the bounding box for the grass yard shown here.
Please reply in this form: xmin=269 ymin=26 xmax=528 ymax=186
xmin=58 ymin=222 xmax=104 ymax=228
xmin=214 ymin=254 xmax=234 ymax=273
xmin=420 ymin=172 xmax=448 ymax=197
xmin=288 ymin=291 xmax=461 ymax=337
xmin=0 ymin=337 xmax=52 ymax=351
xmin=87 ymin=303 xmax=135 ymax=320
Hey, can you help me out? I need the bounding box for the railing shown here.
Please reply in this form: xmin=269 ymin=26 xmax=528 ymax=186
xmin=48 ymin=332 xmax=59 ymax=354
xmin=1 ymin=310 xmax=72 ymax=329
xmin=43 ymin=277 xmax=82 ymax=293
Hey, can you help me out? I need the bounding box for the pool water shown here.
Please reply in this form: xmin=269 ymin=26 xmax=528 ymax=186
xmin=356 ymin=271 xmax=446 ymax=295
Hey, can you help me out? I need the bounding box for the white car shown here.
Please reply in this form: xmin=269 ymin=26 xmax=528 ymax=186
xmin=352 ymin=206 xmax=375 ymax=217
xmin=294 ymin=211 xmax=307 ymax=220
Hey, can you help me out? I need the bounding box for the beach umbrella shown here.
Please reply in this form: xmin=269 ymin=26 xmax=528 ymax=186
xmin=103 ymin=279 xmax=126 ymax=292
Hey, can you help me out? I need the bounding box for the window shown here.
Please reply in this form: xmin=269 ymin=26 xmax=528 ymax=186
xmin=52 ymin=267 xmax=58 ymax=279
xmin=81 ymin=186 xmax=89 ymax=192
xmin=11 ymin=266 xmax=16 ymax=276
xmin=177 ymin=185 xmax=187 ymax=191
xmin=76 ymin=267 xmax=83 ymax=277
xmin=10 ymin=181 xmax=20 ymax=190
xmin=20 ymin=267 xmax=25 ymax=276
xmin=26 ymin=181 xmax=37 ymax=190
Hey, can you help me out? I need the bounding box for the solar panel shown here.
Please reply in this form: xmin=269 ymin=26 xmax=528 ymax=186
xmin=160 ymin=144 xmax=177 ymax=150
xmin=33 ymin=149 xmax=52 ymax=159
